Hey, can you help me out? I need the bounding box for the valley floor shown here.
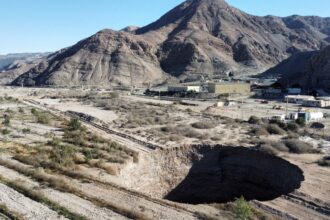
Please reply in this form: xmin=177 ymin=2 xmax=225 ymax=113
xmin=0 ymin=86 xmax=329 ymax=220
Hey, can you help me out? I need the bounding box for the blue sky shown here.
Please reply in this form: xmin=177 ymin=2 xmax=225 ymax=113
xmin=0 ymin=0 xmax=329 ymax=54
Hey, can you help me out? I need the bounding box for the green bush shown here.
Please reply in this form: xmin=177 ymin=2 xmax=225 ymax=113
xmin=233 ymin=196 xmax=252 ymax=220
xmin=53 ymin=145 xmax=77 ymax=167
xmin=31 ymin=108 xmax=38 ymax=115
xmin=68 ymin=118 xmax=82 ymax=131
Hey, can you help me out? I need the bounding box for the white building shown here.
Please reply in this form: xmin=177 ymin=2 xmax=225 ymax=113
xmin=285 ymin=95 xmax=315 ymax=104
xmin=168 ymin=85 xmax=201 ymax=93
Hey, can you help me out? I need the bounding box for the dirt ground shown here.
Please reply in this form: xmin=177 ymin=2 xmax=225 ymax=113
xmin=0 ymin=86 xmax=329 ymax=220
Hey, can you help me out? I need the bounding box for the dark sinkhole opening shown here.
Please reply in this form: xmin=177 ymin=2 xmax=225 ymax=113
xmin=165 ymin=147 xmax=304 ymax=204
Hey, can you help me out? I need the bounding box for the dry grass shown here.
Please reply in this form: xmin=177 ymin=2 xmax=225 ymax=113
xmin=191 ymin=121 xmax=216 ymax=129
xmin=317 ymin=156 xmax=330 ymax=167
xmin=0 ymin=158 xmax=148 ymax=219
xmin=283 ymin=139 xmax=320 ymax=154
xmin=0 ymin=203 xmax=25 ymax=220
xmin=266 ymin=124 xmax=286 ymax=135
xmin=0 ymin=175 xmax=85 ymax=220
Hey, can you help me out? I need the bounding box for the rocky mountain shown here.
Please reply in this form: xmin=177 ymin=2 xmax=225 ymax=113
xmin=0 ymin=53 xmax=50 ymax=85
xmin=11 ymin=0 xmax=330 ymax=87
xmin=264 ymin=45 xmax=330 ymax=91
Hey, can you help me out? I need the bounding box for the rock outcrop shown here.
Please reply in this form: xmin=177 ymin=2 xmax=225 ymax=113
xmin=0 ymin=53 xmax=49 ymax=85
xmin=10 ymin=0 xmax=330 ymax=87
xmin=263 ymin=45 xmax=330 ymax=91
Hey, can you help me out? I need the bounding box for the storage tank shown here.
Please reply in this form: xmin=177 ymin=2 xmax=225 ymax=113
xmin=309 ymin=112 xmax=324 ymax=121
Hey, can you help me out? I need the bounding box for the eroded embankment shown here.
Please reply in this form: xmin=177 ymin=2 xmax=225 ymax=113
xmin=119 ymin=145 xmax=304 ymax=204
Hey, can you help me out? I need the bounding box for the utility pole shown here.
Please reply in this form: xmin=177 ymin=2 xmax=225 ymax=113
xmin=285 ymin=96 xmax=288 ymax=118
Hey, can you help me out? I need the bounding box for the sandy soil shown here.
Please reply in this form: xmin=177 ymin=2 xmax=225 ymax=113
xmin=0 ymin=158 xmax=127 ymax=220
xmin=40 ymin=98 xmax=118 ymax=123
xmin=0 ymin=183 xmax=66 ymax=220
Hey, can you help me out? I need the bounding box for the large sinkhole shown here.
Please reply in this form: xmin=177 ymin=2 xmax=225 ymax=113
xmin=119 ymin=145 xmax=304 ymax=204
xmin=164 ymin=146 xmax=304 ymax=204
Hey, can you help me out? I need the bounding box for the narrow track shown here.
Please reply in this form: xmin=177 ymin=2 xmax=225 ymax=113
xmin=284 ymin=193 xmax=330 ymax=216
xmin=21 ymin=99 xmax=201 ymax=218
xmin=251 ymin=201 xmax=298 ymax=220
xmin=65 ymin=110 xmax=160 ymax=151
xmin=22 ymin=99 xmax=157 ymax=153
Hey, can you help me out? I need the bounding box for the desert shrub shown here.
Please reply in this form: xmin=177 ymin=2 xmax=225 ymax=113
xmin=68 ymin=117 xmax=82 ymax=131
xmin=248 ymin=116 xmax=261 ymax=124
xmin=31 ymin=108 xmax=38 ymax=115
xmin=169 ymin=134 xmax=183 ymax=142
xmin=284 ymin=139 xmax=320 ymax=154
xmin=191 ymin=121 xmax=216 ymax=129
xmin=287 ymin=122 xmax=299 ymax=132
xmin=251 ymin=126 xmax=269 ymax=136
xmin=2 ymin=116 xmax=10 ymax=126
xmin=211 ymin=136 xmax=223 ymax=141
xmin=5 ymin=108 xmax=13 ymax=114
xmin=52 ymin=144 xmax=77 ymax=167
xmin=0 ymin=203 xmax=24 ymax=220
xmin=47 ymin=137 xmax=62 ymax=147
xmin=160 ymin=125 xmax=176 ymax=133
xmin=296 ymin=118 xmax=306 ymax=127
xmin=37 ymin=113 xmax=50 ymax=124
xmin=1 ymin=129 xmax=11 ymax=135
xmin=318 ymin=156 xmax=330 ymax=167
xmin=18 ymin=107 xmax=25 ymax=114
xmin=271 ymin=141 xmax=289 ymax=152
xmin=233 ymin=196 xmax=252 ymax=220
xmin=270 ymin=119 xmax=287 ymax=130
xmin=22 ymin=128 xmax=31 ymax=134
xmin=267 ymin=124 xmax=286 ymax=135
xmin=258 ymin=144 xmax=279 ymax=156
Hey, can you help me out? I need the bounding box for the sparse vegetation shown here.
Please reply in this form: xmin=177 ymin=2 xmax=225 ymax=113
xmin=250 ymin=126 xmax=269 ymax=136
xmin=191 ymin=121 xmax=216 ymax=129
xmin=296 ymin=118 xmax=306 ymax=127
xmin=0 ymin=203 xmax=25 ymax=220
xmin=1 ymin=129 xmax=11 ymax=135
xmin=266 ymin=124 xmax=286 ymax=135
xmin=248 ymin=116 xmax=261 ymax=125
xmin=0 ymin=176 xmax=86 ymax=220
xmin=317 ymin=156 xmax=330 ymax=167
xmin=284 ymin=139 xmax=320 ymax=154
xmin=233 ymin=196 xmax=252 ymax=220
xmin=18 ymin=107 xmax=24 ymax=114
xmin=68 ymin=117 xmax=82 ymax=131
xmin=2 ymin=115 xmax=10 ymax=126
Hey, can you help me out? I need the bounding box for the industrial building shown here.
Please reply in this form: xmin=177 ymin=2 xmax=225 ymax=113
xmin=208 ymin=82 xmax=251 ymax=95
xmin=285 ymin=95 xmax=316 ymax=104
xmin=167 ymin=85 xmax=201 ymax=93
xmin=285 ymin=95 xmax=330 ymax=108
xmin=297 ymin=111 xmax=324 ymax=122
